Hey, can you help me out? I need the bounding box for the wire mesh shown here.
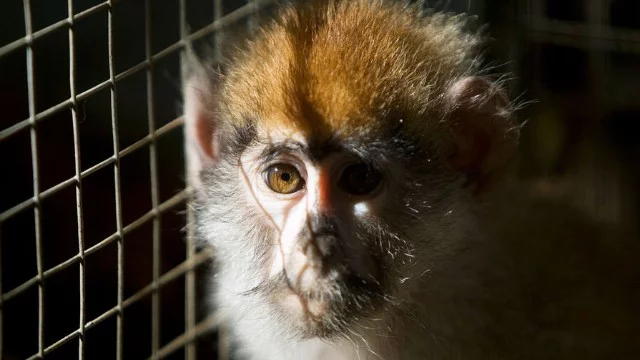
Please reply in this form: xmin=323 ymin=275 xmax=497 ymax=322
xmin=516 ymin=0 xmax=640 ymax=228
xmin=0 ymin=1 xmax=274 ymax=359
xmin=2 ymin=0 xmax=638 ymax=359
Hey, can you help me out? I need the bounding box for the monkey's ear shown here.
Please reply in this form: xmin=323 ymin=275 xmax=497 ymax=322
xmin=183 ymin=76 xmax=218 ymax=189
xmin=445 ymin=76 xmax=518 ymax=194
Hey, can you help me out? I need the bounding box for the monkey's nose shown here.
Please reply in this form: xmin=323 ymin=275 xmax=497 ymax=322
xmin=303 ymin=233 xmax=344 ymax=274
xmin=289 ymin=237 xmax=344 ymax=293
xmin=315 ymin=170 xmax=334 ymax=212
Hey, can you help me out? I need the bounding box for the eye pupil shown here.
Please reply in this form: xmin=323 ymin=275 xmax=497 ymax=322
xmin=339 ymin=163 xmax=382 ymax=196
xmin=265 ymin=164 xmax=304 ymax=194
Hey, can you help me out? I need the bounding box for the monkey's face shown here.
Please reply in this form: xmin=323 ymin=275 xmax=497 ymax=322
xmin=185 ymin=0 xmax=517 ymax=340
xmin=196 ymin=124 xmax=467 ymax=338
xmin=239 ymin=132 xmax=389 ymax=335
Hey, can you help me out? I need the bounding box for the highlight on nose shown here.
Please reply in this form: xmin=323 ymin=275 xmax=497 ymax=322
xmin=315 ymin=168 xmax=333 ymax=211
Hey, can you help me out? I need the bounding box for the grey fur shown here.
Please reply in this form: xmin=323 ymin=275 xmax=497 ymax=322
xmin=183 ymin=1 xmax=640 ymax=359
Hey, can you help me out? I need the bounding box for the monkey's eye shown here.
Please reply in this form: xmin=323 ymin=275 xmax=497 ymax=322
xmin=264 ymin=164 xmax=305 ymax=194
xmin=338 ymin=163 xmax=383 ymax=196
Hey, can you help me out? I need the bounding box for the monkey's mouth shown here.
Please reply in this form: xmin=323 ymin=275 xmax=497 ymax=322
xmin=272 ymin=269 xmax=385 ymax=337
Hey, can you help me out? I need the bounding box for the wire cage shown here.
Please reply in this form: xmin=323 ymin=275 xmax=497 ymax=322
xmin=0 ymin=1 xmax=484 ymax=359
xmin=0 ymin=1 xmax=275 ymax=359
xmin=1 ymin=0 xmax=638 ymax=359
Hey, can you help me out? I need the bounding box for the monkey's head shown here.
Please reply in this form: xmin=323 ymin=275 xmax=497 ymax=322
xmin=184 ymin=0 xmax=517 ymax=340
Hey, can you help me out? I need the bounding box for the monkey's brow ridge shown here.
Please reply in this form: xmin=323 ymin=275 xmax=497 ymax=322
xmin=258 ymin=139 xmax=344 ymax=163
xmin=259 ymin=142 xmax=310 ymax=162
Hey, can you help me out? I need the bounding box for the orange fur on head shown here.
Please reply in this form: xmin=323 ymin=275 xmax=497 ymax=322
xmin=220 ymin=0 xmax=484 ymax=143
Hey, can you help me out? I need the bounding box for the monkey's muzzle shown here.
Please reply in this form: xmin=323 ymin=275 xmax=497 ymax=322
xmin=287 ymin=232 xmax=346 ymax=293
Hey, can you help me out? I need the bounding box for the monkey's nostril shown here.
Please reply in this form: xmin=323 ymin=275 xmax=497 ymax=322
xmin=301 ymin=233 xmax=344 ymax=274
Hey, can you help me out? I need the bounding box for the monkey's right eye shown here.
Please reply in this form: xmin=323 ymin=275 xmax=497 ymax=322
xmin=264 ymin=164 xmax=305 ymax=194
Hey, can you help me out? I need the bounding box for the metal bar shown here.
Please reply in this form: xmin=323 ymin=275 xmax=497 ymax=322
xmin=214 ymin=0 xmax=231 ymax=360
xmin=585 ymin=0 xmax=604 ymax=115
xmin=528 ymin=17 xmax=640 ymax=43
xmin=179 ymin=0 xmax=197 ymax=358
xmin=185 ymin=203 xmax=198 ymax=360
xmin=23 ymin=248 xmax=214 ymax=360
xmin=1 ymin=189 xmax=188 ymax=303
xmin=0 ymin=117 xmax=184 ymax=223
xmin=120 ymin=116 xmax=184 ymax=155
xmin=247 ymin=0 xmax=258 ymax=32
xmin=1 ymin=1 xmax=278 ymax=358
xmin=26 ymin=330 xmax=81 ymax=360
xmin=67 ymin=1 xmax=86 ymax=358
xmin=0 ymin=0 xmax=121 ymax=58
xmin=219 ymin=325 xmax=231 ymax=360
xmin=122 ymin=248 xmax=213 ymax=310
xmin=105 ymin=0 xmax=124 ymax=359
xmin=214 ymin=0 xmax=223 ymax=60
xmin=85 ymin=307 xmax=120 ymax=330
xmin=1 ymin=0 xmax=276 ymax=142
xmin=529 ymin=0 xmax=541 ymax=17
xmin=529 ymin=31 xmax=640 ymax=53
xmin=144 ymin=0 xmax=162 ymax=358
xmin=21 ymin=0 xmax=46 ymax=357
xmin=213 ymin=2 xmax=230 ymax=359
xmin=154 ymin=313 xmax=222 ymax=360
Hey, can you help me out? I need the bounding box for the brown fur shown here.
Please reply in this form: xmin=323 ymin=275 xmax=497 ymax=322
xmin=220 ymin=0 xmax=482 ymax=143
xmin=183 ymin=1 xmax=640 ymax=359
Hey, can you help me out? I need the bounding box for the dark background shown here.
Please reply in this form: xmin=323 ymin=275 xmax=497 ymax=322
xmin=1 ymin=0 xmax=638 ymax=359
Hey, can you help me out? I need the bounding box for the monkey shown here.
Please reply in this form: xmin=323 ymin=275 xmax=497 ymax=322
xmin=182 ymin=0 xmax=640 ymax=359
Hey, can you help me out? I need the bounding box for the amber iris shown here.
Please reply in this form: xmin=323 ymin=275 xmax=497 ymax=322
xmin=265 ymin=164 xmax=304 ymax=194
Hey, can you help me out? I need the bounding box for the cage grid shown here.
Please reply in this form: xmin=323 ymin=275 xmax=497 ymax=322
xmin=522 ymin=0 xmax=640 ymax=92
xmin=0 ymin=0 xmax=272 ymax=359
xmin=516 ymin=0 xmax=639 ymax=227
xmin=3 ymin=0 xmax=637 ymax=359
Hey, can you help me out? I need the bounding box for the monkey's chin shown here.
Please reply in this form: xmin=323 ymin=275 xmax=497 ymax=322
xmin=279 ymin=291 xmax=343 ymax=338
xmin=282 ymin=292 xmax=328 ymax=318
xmin=274 ymin=280 xmax=383 ymax=339
xmin=261 ymin=270 xmax=384 ymax=338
